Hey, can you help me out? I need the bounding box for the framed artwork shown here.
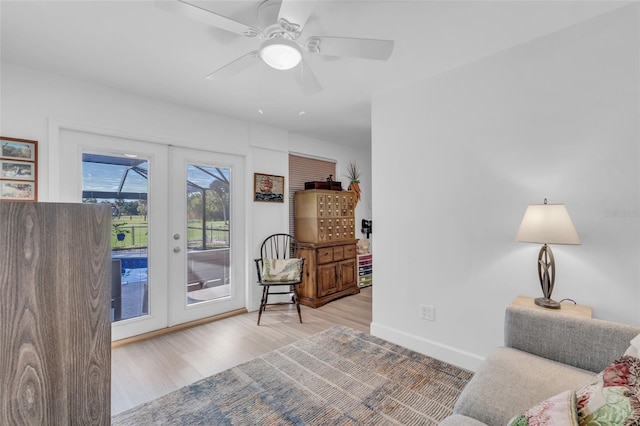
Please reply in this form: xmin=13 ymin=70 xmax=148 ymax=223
xmin=254 ymin=173 xmax=284 ymax=203
xmin=1 ymin=160 xmax=35 ymax=180
xmin=1 ymin=137 xmax=37 ymax=201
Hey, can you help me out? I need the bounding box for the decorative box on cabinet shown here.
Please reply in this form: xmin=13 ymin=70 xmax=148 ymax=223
xmin=357 ymin=253 xmax=373 ymax=287
xmin=294 ymin=189 xmax=356 ymax=243
xmin=0 ymin=202 xmax=112 ymax=425
xmin=297 ymin=241 xmax=360 ymax=308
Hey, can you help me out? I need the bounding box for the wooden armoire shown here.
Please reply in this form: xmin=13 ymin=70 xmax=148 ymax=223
xmin=294 ymin=190 xmax=360 ymax=308
xmin=0 ymin=202 xmax=112 ymax=425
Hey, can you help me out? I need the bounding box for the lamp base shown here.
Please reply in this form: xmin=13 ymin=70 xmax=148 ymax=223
xmin=535 ymin=297 xmax=561 ymax=309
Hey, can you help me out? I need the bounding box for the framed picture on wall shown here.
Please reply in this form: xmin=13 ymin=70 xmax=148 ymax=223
xmin=254 ymin=173 xmax=284 ymax=203
xmin=0 ymin=137 xmax=37 ymax=201
xmin=1 ymin=160 xmax=35 ymax=180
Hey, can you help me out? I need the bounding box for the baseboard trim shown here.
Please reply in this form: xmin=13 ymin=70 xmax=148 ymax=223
xmin=370 ymin=322 xmax=484 ymax=371
xmin=111 ymin=308 xmax=248 ymax=348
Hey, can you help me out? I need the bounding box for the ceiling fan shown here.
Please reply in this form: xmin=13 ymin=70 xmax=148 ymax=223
xmin=155 ymin=0 xmax=394 ymax=94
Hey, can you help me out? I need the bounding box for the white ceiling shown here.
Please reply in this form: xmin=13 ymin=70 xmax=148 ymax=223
xmin=1 ymin=1 xmax=629 ymax=147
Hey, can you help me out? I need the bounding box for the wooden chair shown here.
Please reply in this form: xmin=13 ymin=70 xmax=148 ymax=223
xmin=254 ymin=233 xmax=305 ymax=325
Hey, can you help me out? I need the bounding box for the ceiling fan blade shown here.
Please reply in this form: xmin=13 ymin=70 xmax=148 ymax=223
xmin=206 ymin=51 xmax=259 ymax=80
xmin=305 ymin=36 xmax=394 ymax=60
xmin=277 ymin=0 xmax=317 ymax=36
xmin=155 ymin=0 xmax=261 ymax=38
xmin=295 ymin=59 xmax=323 ymax=95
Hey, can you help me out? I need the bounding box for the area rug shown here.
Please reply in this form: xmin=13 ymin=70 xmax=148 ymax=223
xmin=112 ymin=326 xmax=472 ymax=425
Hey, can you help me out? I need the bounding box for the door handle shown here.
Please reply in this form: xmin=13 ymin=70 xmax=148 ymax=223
xmin=173 ymin=247 xmax=181 ymax=253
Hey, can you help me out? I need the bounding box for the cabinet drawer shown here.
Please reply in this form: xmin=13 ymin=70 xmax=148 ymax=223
xmin=316 ymin=247 xmax=334 ymax=264
xmin=332 ymin=246 xmax=344 ymax=261
xmin=343 ymin=244 xmax=356 ymax=259
xmin=358 ymin=275 xmax=373 ymax=287
xmin=295 ymin=190 xmax=356 ymax=243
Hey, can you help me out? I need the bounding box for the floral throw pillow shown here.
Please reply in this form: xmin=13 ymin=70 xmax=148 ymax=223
xmin=508 ymin=390 xmax=579 ymax=426
xmin=623 ymin=334 xmax=640 ymax=358
xmin=261 ymin=258 xmax=302 ymax=282
xmin=576 ymin=355 xmax=640 ymax=425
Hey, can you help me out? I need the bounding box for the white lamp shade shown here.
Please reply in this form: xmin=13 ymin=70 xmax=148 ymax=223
xmin=259 ymin=38 xmax=302 ymax=70
xmin=515 ymin=204 xmax=581 ymax=245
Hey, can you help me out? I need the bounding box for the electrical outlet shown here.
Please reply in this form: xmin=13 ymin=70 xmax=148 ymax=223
xmin=420 ymin=304 xmax=435 ymax=321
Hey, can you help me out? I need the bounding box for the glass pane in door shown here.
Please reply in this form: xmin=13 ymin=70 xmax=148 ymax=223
xmin=184 ymin=164 xmax=231 ymax=305
xmin=82 ymin=153 xmax=149 ymax=322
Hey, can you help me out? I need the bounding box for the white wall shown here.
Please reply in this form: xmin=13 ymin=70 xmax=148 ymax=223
xmin=0 ymin=62 xmax=371 ymax=313
xmin=371 ymin=4 xmax=640 ymax=370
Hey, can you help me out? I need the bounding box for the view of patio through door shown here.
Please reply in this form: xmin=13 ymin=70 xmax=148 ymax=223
xmin=82 ymin=154 xmax=150 ymax=323
xmin=81 ymin=153 xmax=235 ymax=326
xmin=183 ymin=163 xmax=231 ymax=306
xmin=58 ymin=128 xmax=246 ymax=340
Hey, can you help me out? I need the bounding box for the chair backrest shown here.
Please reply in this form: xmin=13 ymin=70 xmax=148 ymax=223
xmin=259 ymin=233 xmax=300 ymax=260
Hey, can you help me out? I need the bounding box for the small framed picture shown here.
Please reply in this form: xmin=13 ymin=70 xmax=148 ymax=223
xmin=254 ymin=173 xmax=284 ymax=203
xmin=1 ymin=137 xmax=38 ymax=202
xmin=1 ymin=180 xmax=36 ymax=201
xmin=1 ymin=160 xmax=35 ymax=180
xmin=1 ymin=137 xmax=36 ymax=161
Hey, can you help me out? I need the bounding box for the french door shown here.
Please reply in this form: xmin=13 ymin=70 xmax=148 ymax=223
xmin=55 ymin=128 xmax=245 ymax=340
xmin=167 ymin=146 xmax=245 ymax=326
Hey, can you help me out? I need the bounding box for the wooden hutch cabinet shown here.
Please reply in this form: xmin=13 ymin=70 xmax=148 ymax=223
xmin=294 ymin=190 xmax=360 ymax=308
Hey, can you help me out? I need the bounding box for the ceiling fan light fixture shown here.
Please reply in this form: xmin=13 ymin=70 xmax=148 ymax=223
xmin=259 ymin=37 xmax=302 ymax=70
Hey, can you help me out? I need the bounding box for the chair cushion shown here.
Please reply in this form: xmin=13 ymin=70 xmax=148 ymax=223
xmin=454 ymin=347 xmax=595 ymax=426
xmin=504 ymin=355 xmax=640 ymax=426
xmin=262 ymin=258 xmax=302 ymax=282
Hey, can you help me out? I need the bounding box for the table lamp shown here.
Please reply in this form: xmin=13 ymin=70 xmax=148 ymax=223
xmin=515 ymin=199 xmax=581 ymax=309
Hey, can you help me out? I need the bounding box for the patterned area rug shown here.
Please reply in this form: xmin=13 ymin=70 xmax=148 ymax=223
xmin=112 ymin=326 xmax=472 ymax=425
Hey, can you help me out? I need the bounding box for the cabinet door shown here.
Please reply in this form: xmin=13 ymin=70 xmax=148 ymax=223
xmin=338 ymin=258 xmax=357 ymax=291
xmin=317 ymin=263 xmax=338 ymax=297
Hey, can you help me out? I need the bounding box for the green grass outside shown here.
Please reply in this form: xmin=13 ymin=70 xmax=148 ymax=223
xmin=111 ymin=215 xmax=229 ymax=250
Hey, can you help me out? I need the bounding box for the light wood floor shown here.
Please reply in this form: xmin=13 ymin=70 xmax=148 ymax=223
xmin=111 ymin=287 xmax=372 ymax=415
